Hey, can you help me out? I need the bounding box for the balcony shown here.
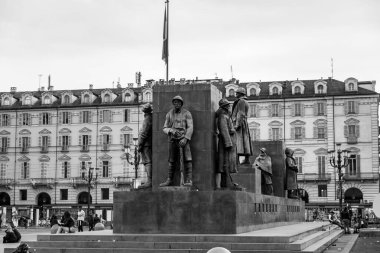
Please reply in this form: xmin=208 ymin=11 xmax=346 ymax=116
xmin=0 ymin=147 xmax=8 ymax=154
xmin=61 ymin=145 xmax=69 ymax=152
xmin=20 ymin=147 xmax=29 ymax=153
xmin=41 ymin=146 xmax=49 ymax=153
xmin=347 ymin=136 xmax=358 ymax=144
xmin=101 ymin=144 xmax=110 ymax=151
xmin=0 ymin=178 xmax=14 ymax=189
xmin=114 ymin=177 xmax=133 ymax=188
xmin=343 ymin=172 xmax=379 ymax=183
xmin=297 ymin=173 xmax=331 ymax=183
xmin=31 ymin=178 xmax=54 ymax=189
xmin=80 ymin=145 xmax=89 ymax=152
xmin=71 ymin=177 xmax=93 ymax=189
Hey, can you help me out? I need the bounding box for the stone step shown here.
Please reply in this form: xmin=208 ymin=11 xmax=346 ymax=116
xmin=301 ymin=229 xmax=344 ymax=253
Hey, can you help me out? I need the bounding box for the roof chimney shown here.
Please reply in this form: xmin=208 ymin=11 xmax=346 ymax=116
xmin=48 ymin=86 xmax=54 ymax=91
xmin=128 ymin=83 xmax=134 ymax=87
xmin=10 ymin=87 xmax=17 ymax=93
xmin=41 ymin=86 xmax=45 ymax=92
xmin=89 ymin=84 xmax=93 ymax=90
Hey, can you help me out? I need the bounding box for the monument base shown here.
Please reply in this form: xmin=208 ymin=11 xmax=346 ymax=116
xmin=113 ymin=190 xmax=304 ymax=234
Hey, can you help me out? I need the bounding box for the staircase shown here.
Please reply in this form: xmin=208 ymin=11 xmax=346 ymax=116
xmin=5 ymin=222 xmax=343 ymax=253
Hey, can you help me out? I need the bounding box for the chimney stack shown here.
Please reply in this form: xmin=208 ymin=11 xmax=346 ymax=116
xmin=89 ymin=84 xmax=93 ymax=90
xmin=10 ymin=87 xmax=17 ymax=93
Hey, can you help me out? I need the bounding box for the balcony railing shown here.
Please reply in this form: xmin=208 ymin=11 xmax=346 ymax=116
xmin=81 ymin=145 xmax=89 ymax=152
xmin=102 ymin=144 xmax=110 ymax=151
xmin=61 ymin=145 xmax=69 ymax=152
xmin=343 ymin=172 xmax=379 ymax=182
xmin=21 ymin=147 xmax=29 ymax=153
xmin=0 ymin=178 xmax=14 ymax=189
xmin=297 ymin=173 xmax=331 ymax=183
xmin=71 ymin=177 xmax=93 ymax=188
xmin=114 ymin=176 xmax=133 ymax=188
xmin=0 ymin=147 xmax=8 ymax=154
xmin=347 ymin=136 xmax=358 ymax=144
xmin=41 ymin=146 xmax=49 ymax=153
xmin=31 ymin=178 xmax=54 ymax=189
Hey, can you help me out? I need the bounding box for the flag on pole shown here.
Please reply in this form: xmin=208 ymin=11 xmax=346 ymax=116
xmin=162 ymin=5 xmax=168 ymax=64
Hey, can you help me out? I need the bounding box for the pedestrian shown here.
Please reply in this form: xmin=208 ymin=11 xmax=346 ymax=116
xmin=94 ymin=214 xmax=100 ymax=224
xmin=3 ymin=223 xmax=21 ymax=243
xmin=49 ymin=214 xmax=58 ymax=227
xmin=77 ymin=207 xmax=85 ymax=232
xmin=56 ymin=211 xmax=75 ymax=234
xmin=341 ymin=207 xmax=351 ymax=234
xmin=87 ymin=212 xmax=94 ymax=231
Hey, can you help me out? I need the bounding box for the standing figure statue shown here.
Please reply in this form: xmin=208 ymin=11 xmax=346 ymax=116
xmin=231 ymin=87 xmax=253 ymax=164
xmin=215 ymin=98 xmax=238 ymax=189
xmin=285 ymin=148 xmax=299 ymax=199
xmin=137 ymin=103 xmax=153 ymax=189
xmin=253 ymin=148 xmax=273 ymax=195
xmin=160 ymin=95 xmax=194 ymax=187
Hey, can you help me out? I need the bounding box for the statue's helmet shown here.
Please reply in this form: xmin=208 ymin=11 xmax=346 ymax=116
xmin=259 ymin=147 xmax=267 ymax=154
xmin=285 ymin=147 xmax=293 ymax=155
xmin=218 ymin=98 xmax=230 ymax=108
xmin=236 ymin=87 xmax=246 ymax=95
xmin=172 ymin=95 xmax=184 ymax=105
xmin=142 ymin=103 xmax=152 ymax=113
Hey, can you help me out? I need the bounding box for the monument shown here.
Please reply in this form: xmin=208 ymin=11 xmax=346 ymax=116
xmin=113 ymin=83 xmax=304 ymax=234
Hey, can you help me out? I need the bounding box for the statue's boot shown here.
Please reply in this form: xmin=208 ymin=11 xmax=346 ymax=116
xmin=183 ymin=162 xmax=193 ymax=186
xmin=138 ymin=164 xmax=152 ymax=189
xmin=159 ymin=163 xmax=174 ymax=187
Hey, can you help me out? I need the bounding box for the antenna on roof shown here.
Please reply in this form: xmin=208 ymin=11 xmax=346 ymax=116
xmin=230 ymin=65 xmax=234 ymax=79
xmin=331 ymin=57 xmax=334 ymax=79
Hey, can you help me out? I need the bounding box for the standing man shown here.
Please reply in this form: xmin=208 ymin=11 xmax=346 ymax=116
xmin=285 ymin=148 xmax=299 ymax=198
xmin=137 ymin=103 xmax=153 ymax=189
xmin=87 ymin=211 xmax=94 ymax=231
xmin=77 ymin=207 xmax=85 ymax=232
xmin=231 ymin=87 xmax=252 ymax=164
xmin=160 ymin=95 xmax=193 ymax=187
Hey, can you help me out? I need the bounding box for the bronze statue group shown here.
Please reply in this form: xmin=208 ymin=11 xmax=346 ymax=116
xmin=136 ymin=88 xmax=299 ymax=198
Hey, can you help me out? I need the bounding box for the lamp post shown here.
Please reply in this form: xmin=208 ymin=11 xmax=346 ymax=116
xmin=81 ymin=162 xmax=99 ymax=216
xmin=328 ymin=143 xmax=350 ymax=211
xmin=124 ymin=137 xmax=140 ymax=188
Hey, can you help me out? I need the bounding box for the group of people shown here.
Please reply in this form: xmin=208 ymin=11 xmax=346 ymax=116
xmin=328 ymin=207 xmax=369 ymax=234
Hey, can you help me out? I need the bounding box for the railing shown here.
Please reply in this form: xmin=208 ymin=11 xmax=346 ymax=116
xmin=61 ymin=145 xmax=69 ymax=151
xmin=0 ymin=178 xmax=14 ymax=189
xmin=297 ymin=173 xmax=331 ymax=182
xmin=31 ymin=178 xmax=54 ymax=189
xmin=114 ymin=177 xmax=133 ymax=188
xmin=343 ymin=172 xmax=379 ymax=182
xmin=0 ymin=147 xmax=7 ymax=154
xmin=102 ymin=144 xmax=110 ymax=151
xmin=347 ymin=136 xmax=358 ymax=144
xmin=21 ymin=147 xmax=29 ymax=153
xmin=81 ymin=145 xmax=89 ymax=152
xmin=41 ymin=146 xmax=48 ymax=153
xmin=71 ymin=177 xmax=92 ymax=188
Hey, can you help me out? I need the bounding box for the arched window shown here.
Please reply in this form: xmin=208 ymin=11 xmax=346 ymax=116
xmin=228 ymin=89 xmax=235 ymax=97
xmin=64 ymin=95 xmax=70 ymax=104
xmin=104 ymin=94 xmax=110 ymax=103
xmin=25 ymin=96 xmax=31 ymax=105
xmin=3 ymin=97 xmax=10 ymax=106
xmin=145 ymin=92 xmax=152 ymax=102
xmin=272 ymin=87 xmax=279 ymax=95
xmin=348 ymin=83 xmax=355 ymax=91
xmin=294 ymin=86 xmax=301 ymax=95
xmin=317 ymin=85 xmax=324 ymax=94
xmin=44 ymin=95 xmax=51 ymax=104
xmin=125 ymin=93 xmax=132 ymax=102
xmin=83 ymin=94 xmax=90 ymax=103
xmin=250 ymin=88 xmax=256 ymax=96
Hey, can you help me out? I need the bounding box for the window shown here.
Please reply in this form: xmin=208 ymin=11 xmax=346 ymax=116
xmin=20 ymin=190 xmax=27 ymax=200
xmin=348 ymin=154 xmax=358 ymax=176
xmin=1 ymin=114 xmax=10 ymax=126
xmin=0 ymin=163 xmax=7 ymax=178
xmin=228 ymin=89 xmax=235 ymax=97
xmin=60 ymin=189 xmax=68 ymax=200
xmin=318 ymin=185 xmax=327 ymax=197
xmin=124 ymin=109 xmax=131 ymax=123
xmin=348 ymin=83 xmax=355 ymax=91
xmin=317 ymin=127 xmax=325 ymax=139
xmin=21 ymin=137 xmax=30 ymax=152
xmin=22 ymin=113 xmax=30 ymax=125
xmin=348 ymin=101 xmax=355 ymax=114
xmin=102 ymin=110 xmax=112 ymax=123
xmin=295 ymin=127 xmax=302 ymax=139
xmin=318 ymin=156 xmax=326 ymax=175
xmin=1 ymin=137 xmax=9 ymax=153
xmin=42 ymin=112 xmax=50 ymax=125
xmin=61 ymin=135 xmax=69 ymax=151
xmin=317 ymin=85 xmax=324 ymax=94
xmin=41 ymin=136 xmax=49 ymax=152
xmin=81 ymin=111 xmax=91 ymax=124
xmin=145 ymin=92 xmax=152 ymax=102
xmin=294 ymin=86 xmax=301 ymax=95
xmin=81 ymin=161 xmax=87 ymax=178
xmin=44 ymin=95 xmax=51 ymax=104
xmin=295 ymin=103 xmax=301 ymax=116
xmin=294 ymin=157 xmax=302 ymax=173
xmin=104 ymin=94 xmax=111 ymax=103
xmin=250 ymin=128 xmax=258 ymax=141
xmin=348 ymin=125 xmax=356 ymax=136
xmin=41 ymin=162 xmax=48 ymax=178
xmin=62 ymin=161 xmax=70 ymax=178
xmin=272 ymin=104 xmax=279 ymax=117
xmin=25 ymin=97 xmax=31 ymax=105
xmin=272 ymin=128 xmax=280 ymax=141
xmin=122 ymin=134 xmax=132 ymax=146
xmin=272 ymin=87 xmax=279 ymax=95
xmin=102 ymin=161 xmax=109 ymax=177
xmin=81 ymin=135 xmax=89 ymax=151
xmin=249 ymin=104 xmax=257 ymax=117
xmin=83 ymin=94 xmax=90 ymax=103
xmin=317 ymin=103 xmax=325 ymax=116
xmin=250 ymin=88 xmax=256 ymax=96
xmin=21 ymin=162 xmax=29 ymax=179
xmin=64 ymin=95 xmax=70 ymax=104
xmin=101 ymin=188 xmax=109 ymax=200
xmin=102 ymin=134 xmax=111 ymax=150
xmin=3 ymin=97 xmax=10 ymax=106
xmin=62 ymin=112 xmax=70 ymax=124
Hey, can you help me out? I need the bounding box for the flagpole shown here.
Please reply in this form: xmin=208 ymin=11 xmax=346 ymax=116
xmin=166 ymin=0 xmax=169 ymax=85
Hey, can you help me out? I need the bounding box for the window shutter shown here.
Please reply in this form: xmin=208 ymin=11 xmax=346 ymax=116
xmin=99 ymin=111 xmax=103 ymax=123
xmin=324 ymin=127 xmax=327 ymax=139
xmin=7 ymin=138 xmax=10 ymax=148
xmin=18 ymin=138 xmax=22 ymax=147
xmin=344 ymin=101 xmax=348 ymax=115
xmin=48 ymin=136 xmax=51 ymax=146
xmin=28 ymin=137 xmax=31 ymax=147
xmin=279 ymin=105 xmax=283 ymax=117
xmin=79 ymin=135 xmax=82 ymax=146
xmin=18 ymin=114 xmax=22 ymax=126
xmin=99 ymin=135 xmax=103 ymax=145
xmin=313 ymin=127 xmax=317 ymax=138
xmin=344 ymin=126 xmax=348 ymax=137
xmin=108 ymin=161 xmax=112 ymax=177
xmin=21 ymin=164 xmax=24 ymax=178
xmin=255 ymin=129 xmax=260 ymax=141
xmin=49 ymin=114 xmax=52 ymax=125
xmin=291 ymin=104 xmax=295 ymax=117
xmin=58 ymin=112 xmax=62 ymax=124
xmin=80 ymin=111 xmax=83 ymax=123
xmin=120 ymin=134 xmax=123 ymax=145
xmin=355 ymin=125 xmax=360 ymax=137
xmin=88 ymin=135 xmax=92 ymax=145
xmin=269 ymin=128 xmax=273 ymax=140
xmin=323 ymin=103 xmax=327 ymax=116
xmin=355 ymin=101 xmax=359 ymax=114
xmin=256 ymin=106 xmax=260 ymax=118
xmin=111 ymin=112 xmax=114 ymax=123
xmin=39 ymin=136 xmax=42 ymax=147
xmin=313 ymin=103 xmax=318 ymax=116
xmin=302 ymin=127 xmax=306 ymax=139
xmin=291 ymin=127 xmax=295 ymax=139
xmin=61 ymin=163 xmax=64 ymax=178
xmin=27 ymin=114 xmax=30 ymax=125
xmin=89 ymin=112 xmax=92 ymax=123
xmin=357 ymin=155 xmax=360 ymax=174
xmin=67 ymin=162 xmax=71 ymax=177
xmin=26 ymin=163 xmax=30 ymax=178
xmin=301 ymin=104 xmax=305 ymax=116
xmin=279 ymin=128 xmax=283 ymax=140
xmin=268 ymin=105 xmax=272 ymax=118
xmin=109 ymin=134 xmax=113 ymax=144
xmin=68 ymin=112 xmax=72 ymax=124
xmin=39 ymin=113 xmax=42 ymax=125
xmin=58 ymin=136 xmax=62 ymax=146
xmin=68 ymin=136 xmax=72 ymax=146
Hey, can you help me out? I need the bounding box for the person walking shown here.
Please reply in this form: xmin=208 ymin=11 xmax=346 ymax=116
xmin=341 ymin=207 xmax=351 ymax=234
xmin=77 ymin=207 xmax=85 ymax=232
xmin=87 ymin=212 xmax=94 ymax=231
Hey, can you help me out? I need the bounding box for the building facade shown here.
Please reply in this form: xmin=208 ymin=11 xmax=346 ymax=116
xmin=0 ymin=77 xmax=378 ymax=224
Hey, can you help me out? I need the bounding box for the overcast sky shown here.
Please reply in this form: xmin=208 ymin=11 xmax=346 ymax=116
xmin=0 ymin=0 xmax=379 ymax=92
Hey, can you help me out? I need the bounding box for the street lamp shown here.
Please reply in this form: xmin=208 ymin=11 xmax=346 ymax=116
xmin=328 ymin=143 xmax=350 ymax=211
xmin=81 ymin=161 xmax=99 ymax=216
xmin=124 ymin=137 xmax=140 ymax=188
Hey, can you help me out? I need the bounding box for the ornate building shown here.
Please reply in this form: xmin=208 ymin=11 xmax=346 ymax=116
xmin=0 ymin=77 xmax=378 ymax=224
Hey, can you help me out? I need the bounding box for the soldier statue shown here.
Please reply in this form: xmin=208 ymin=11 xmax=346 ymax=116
xmin=231 ymin=87 xmax=253 ymax=164
xmin=253 ymin=148 xmax=273 ymax=195
xmin=137 ymin=103 xmax=153 ymax=189
xmin=285 ymin=148 xmax=299 ymax=199
xmin=160 ymin=95 xmax=194 ymax=187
